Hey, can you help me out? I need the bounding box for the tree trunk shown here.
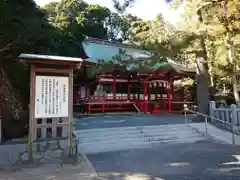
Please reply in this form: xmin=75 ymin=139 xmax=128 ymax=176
xmin=208 ymin=65 xmax=214 ymax=87
xmin=196 ymin=52 xmax=209 ymax=117
xmin=230 ymin=47 xmax=239 ymax=103
xmin=195 ymin=9 xmax=210 ymax=119
xmin=222 ymin=0 xmax=238 ymax=102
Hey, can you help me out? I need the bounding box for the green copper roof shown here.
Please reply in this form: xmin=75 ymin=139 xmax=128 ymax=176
xmin=82 ymin=37 xmax=195 ymax=79
xmin=82 ymin=37 xmax=152 ymax=63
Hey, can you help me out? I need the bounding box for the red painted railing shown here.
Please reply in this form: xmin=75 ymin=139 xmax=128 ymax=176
xmin=74 ymin=94 xmax=192 ymax=104
xmin=73 ymin=94 xmax=194 ymax=114
xmin=83 ymin=95 xmax=144 ymax=102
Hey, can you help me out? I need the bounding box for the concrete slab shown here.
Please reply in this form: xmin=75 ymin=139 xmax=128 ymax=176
xmin=87 ymin=141 xmax=240 ymax=180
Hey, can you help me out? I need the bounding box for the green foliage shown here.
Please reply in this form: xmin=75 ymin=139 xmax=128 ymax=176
xmin=130 ymin=13 xmax=197 ymax=63
xmin=0 ymin=0 xmax=137 ymax=104
xmin=117 ymin=0 xmax=239 ymax=92
xmin=0 ymin=0 xmax=140 ymax=138
xmin=112 ymin=0 xmax=173 ymax=12
xmin=182 ymin=0 xmax=240 ymax=88
xmin=0 ymin=0 xmax=59 ymax=104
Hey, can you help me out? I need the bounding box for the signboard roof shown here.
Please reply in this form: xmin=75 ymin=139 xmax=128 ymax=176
xmin=18 ymin=53 xmax=83 ymax=63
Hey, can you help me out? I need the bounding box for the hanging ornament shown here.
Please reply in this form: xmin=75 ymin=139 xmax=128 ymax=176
xmin=158 ymin=82 xmax=161 ymax=87
xmin=149 ymin=83 xmax=152 ymax=88
xmin=163 ymin=82 xmax=167 ymax=87
xmin=159 ymin=81 xmax=162 ymax=87
xmin=153 ymin=81 xmax=157 ymax=88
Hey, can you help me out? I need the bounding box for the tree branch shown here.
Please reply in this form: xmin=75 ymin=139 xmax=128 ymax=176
xmin=0 ymin=42 xmax=13 ymax=53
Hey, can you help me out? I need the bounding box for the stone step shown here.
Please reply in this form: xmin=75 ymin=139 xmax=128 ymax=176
xmin=75 ymin=125 xmax=192 ymax=138
xmin=75 ymin=124 xmax=190 ymax=134
xmin=143 ymin=129 xmax=199 ymax=137
xmin=74 ymin=127 xmax=196 ymax=137
xmin=145 ymin=132 xmax=203 ymax=142
xmin=151 ymin=136 xmax=207 ymax=147
xmin=80 ymin=141 xmax=152 ymax=154
xmin=74 ymin=129 xmax=141 ymax=137
xmin=143 ymin=126 xmax=197 ymax=133
xmin=75 ymin=124 xmax=207 ymax=154
xmin=74 ymin=126 xmax=139 ymax=134
xmin=81 ymin=136 xmax=207 ymax=154
xmin=79 ymin=131 xmax=202 ymax=145
xmin=137 ymin=124 xmax=190 ymax=130
xmin=78 ymin=130 xmax=200 ymax=143
xmin=79 ymin=134 xmax=144 ymax=143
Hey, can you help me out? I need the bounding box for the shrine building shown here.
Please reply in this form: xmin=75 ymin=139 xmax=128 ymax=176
xmin=74 ymin=37 xmax=196 ymax=114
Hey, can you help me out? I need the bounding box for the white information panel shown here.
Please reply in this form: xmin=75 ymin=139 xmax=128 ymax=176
xmin=35 ymin=76 xmax=69 ymax=118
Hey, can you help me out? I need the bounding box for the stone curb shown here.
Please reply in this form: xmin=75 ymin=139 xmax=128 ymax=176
xmin=80 ymin=152 xmax=96 ymax=173
xmin=79 ymin=150 xmax=105 ymax=180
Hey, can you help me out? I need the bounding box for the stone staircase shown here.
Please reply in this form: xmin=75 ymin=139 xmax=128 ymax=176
xmin=74 ymin=124 xmax=207 ymax=154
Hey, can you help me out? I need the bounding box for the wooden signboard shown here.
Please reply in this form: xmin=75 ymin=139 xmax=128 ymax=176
xmin=19 ymin=53 xmax=82 ymax=161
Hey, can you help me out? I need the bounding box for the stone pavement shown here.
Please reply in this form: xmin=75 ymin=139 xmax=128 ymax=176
xmin=0 ymin=156 xmax=100 ymax=180
xmin=75 ymin=114 xmax=240 ymax=180
xmin=87 ymin=141 xmax=240 ymax=180
xmin=0 ymin=137 xmax=90 ymax=180
xmin=188 ymin=123 xmax=240 ymax=145
xmin=0 ymin=143 xmax=27 ymax=168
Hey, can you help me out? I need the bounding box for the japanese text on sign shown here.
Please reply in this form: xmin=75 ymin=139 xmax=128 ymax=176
xmin=35 ymin=76 xmax=69 ymax=118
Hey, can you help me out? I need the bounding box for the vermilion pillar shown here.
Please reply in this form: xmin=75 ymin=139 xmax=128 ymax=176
xmin=85 ymin=86 xmax=88 ymax=98
xmin=113 ymin=76 xmax=116 ymax=99
xmin=138 ymin=79 xmax=141 ymax=100
xmin=127 ymin=79 xmax=130 ymax=100
xmin=171 ymin=81 xmax=174 ymax=101
xmin=167 ymin=80 xmax=173 ymax=112
xmin=144 ymin=79 xmax=148 ymax=113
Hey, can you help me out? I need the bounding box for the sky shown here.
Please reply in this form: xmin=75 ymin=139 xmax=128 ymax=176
xmin=34 ymin=0 xmax=183 ymax=24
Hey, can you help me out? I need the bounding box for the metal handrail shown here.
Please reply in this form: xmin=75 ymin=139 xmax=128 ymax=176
xmin=186 ymin=108 xmax=232 ymax=125
xmin=183 ymin=105 xmax=236 ymax=145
